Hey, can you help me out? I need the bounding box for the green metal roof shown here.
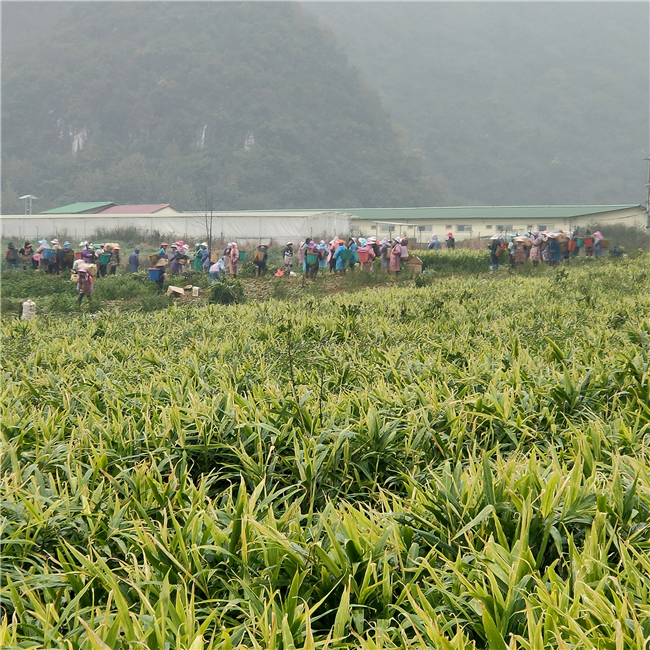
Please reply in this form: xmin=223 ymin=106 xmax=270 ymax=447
xmin=41 ymin=202 xmax=115 ymax=214
xmin=344 ymin=205 xmax=643 ymax=221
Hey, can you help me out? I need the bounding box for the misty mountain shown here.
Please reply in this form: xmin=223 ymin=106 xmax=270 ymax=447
xmin=1 ymin=2 xmax=439 ymax=213
xmin=305 ymin=2 xmax=649 ymax=205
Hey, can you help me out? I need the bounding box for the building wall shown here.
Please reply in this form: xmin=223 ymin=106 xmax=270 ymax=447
xmin=351 ymin=207 xmax=647 ymax=241
xmin=3 ymin=207 xmax=644 ymax=243
xmin=0 ymin=212 xmax=352 ymax=245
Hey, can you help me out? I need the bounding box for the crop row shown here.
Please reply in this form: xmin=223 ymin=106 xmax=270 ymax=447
xmin=2 ymin=255 xmax=650 ymax=648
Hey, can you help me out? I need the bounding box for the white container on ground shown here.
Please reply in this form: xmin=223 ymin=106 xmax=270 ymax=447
xmin=22 ymin=300 xmax=36 ymax=320
xmin=192 ymin=286 xmax=200 ymax=297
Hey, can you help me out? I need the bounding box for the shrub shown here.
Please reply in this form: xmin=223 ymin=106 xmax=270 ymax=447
xmin=209 ymin=278 xmax=245 ymax=304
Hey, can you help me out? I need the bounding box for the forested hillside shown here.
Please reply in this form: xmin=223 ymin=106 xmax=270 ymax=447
xmin=305 ymin=2 xmax=649 ymax=206
xmin=1 ymin=2 xmax=438 ymax=213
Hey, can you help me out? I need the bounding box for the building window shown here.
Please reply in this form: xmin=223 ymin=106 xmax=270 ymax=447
xmin=381 ymin=226 xmax=395 ymax=233
xmin=538 ymin=225 xmax=548 ymax=232
xmin=486 ymin=225 xmax=493 ymax=230
xmin=418 ymin=225 xmax=432 ymax=232
xmin=527 ymin=224 xmax=534 ymax=231
xmin=496 ymin=224 xmax=513 ymax=232
xmin=445 ymin=224 xmax=452 ymax=230
xmin=456 ymin=225 xmax=471 ymax=232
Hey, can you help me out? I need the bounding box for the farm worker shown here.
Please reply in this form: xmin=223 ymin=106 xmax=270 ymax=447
xmin=108 ymin=245 xmax=120 ymax=275
xmin=230 ymin=242 xmax=240 ymax=278
xmin=379 ymin=238 xmax=391 ymax=272
xmin=367 ymin=237 xmax=379 ymax=269
xmin=54 ymin=243 xmax=66 ymax=274
xmin=334 ymin=240 xmax=349 ymax=273
xmin=400 ymin=238 xmax=409 ymax=262
xmin=76 ymin=269 xmax=94 ymax=305
xmin=129 ymin=248 xmax=140 ymax=273
xmin=5 ymin=242 xmax=20 ymax=269
xmin=547 ymin=234 xmax=561 ymax=265
xmin=318 ymin=241 xmax=329 ymax=271
xmin=59 ymin=241 xmax=74 ymax=272
xmin=36 ymin=239 xmax=49 ymax=271
xmin=513 ymin=240 xmax=526 ymax=266
xmin=389 ymin=239 xmax=402 ymax=274
xmin=282 ymin=242 xmax=294 ymax=274
xmin=209 ymin=258 xmax=226 ymax=283
xmin=305 ymin=240 xmax=320 ymax=278
xmin=96 ymin=244 xmax=109 ymax=277
xmin=328 ymin=239 xmax=338 ymax=272
xmin=19 ymin=242 xmax=35 ymax=269
xmin=192 ymin=243 xmax=203 ymax=271
xmin=347 ymin=238 xmax=358 ymax=271
xmin=200 ymin=242 xmax=211 ymax=271
xmin=562 ymin=230 xmax=573 ymax=262
xmin=253 ymin=244 xmax=268 ymax=277
xmin=428 ymin=234 xmax=441 ymax=250
xmin=297 ymin=240 xmax=306 ymax=268
xmin=301 ymin=239 xmax=313 ymax=273
xmin=508 ymin=239 xmax=515 ymax=268
xmin=158 ymin=242 xmax=169 ymax=259
xmin=356 ymin=239 xmax=375 ymax=271
xmin=529 ymin=233 xmax=541 ymax=266
xmin=488 ymin=237 xmax=501 ymax=271
xmin=593 ymin=231 xmax=605 ymax=257
xmin=583 ymin=230 xmax=594 ymax=257
xmin=48 ymin=239 xmax=61 ymax=275
xmin=169 ymin=243 xmax=181 ymax=275
xmin=445 ymin=232 xmax=455 ymax=249
xmin=91 ymin=244 xmax=101 ymax=265
xmin=80 ymin=242 xmax=93 ymax=264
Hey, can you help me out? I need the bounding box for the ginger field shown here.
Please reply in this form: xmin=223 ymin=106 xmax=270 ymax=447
xmin=2 ymin=255 xmax=650 ymax=649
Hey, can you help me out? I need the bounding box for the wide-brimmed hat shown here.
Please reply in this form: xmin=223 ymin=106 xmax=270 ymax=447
xmin=201 ymin=242 xmax=208 ymax=246
xmin=51 ymin=239 xmax=59 ymax=244
xmin=161 ymin=242 xmax=168 ymax=247
xmin=446 ymin=232 xmax=453 ymax=237
xmin=112 ymin=244 xmax=120 ymax=250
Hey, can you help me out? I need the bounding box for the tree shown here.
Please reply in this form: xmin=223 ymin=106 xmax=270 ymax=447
xmin=197 ymin=189 xmax=224 ymax=252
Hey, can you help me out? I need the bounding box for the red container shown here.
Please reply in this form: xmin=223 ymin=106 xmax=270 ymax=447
xmin=75 ymin=252 xmax=82 ymax=260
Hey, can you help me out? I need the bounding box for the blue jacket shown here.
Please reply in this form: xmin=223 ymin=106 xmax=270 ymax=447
xmin=334 ymin=245 xmax=348 ymax=270
xmin=201 ymin=248 xmax=211 ymax=269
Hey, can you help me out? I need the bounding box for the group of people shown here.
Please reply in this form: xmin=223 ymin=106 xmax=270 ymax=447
xmin=427 ymin=233 xmax=455 ymax=250
xmin=149 ymin=240 xmax=244 ymax=285
xmin=5 ymin=239 xmax=81 ymax=274
xmin=5 ymin=234 xmax=421 ymax=286
xmin=276 ymin=236 xmax=413 ymax=278
xmin=488 ymin=229 xmax=607 ymax=270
